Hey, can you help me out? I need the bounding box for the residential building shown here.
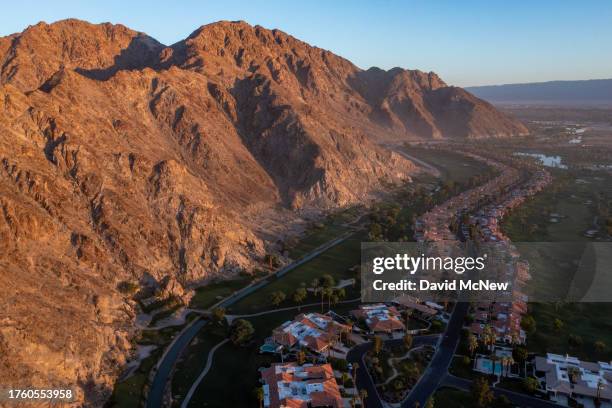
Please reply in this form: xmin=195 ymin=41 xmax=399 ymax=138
xmin=261 ymin=363 xmax=344 ymax=408
xmin=272 ymin=313 xmax=350 ymax=354
xmin=351 ymin=304 xmax=405 ymax=333
xmin=534 ymin=353 xmax=612 ymax=408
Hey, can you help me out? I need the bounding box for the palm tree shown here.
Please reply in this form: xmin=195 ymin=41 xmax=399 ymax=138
xmin=253 ymin=387 xmax=264 ymax=408
xmin=468 ymin=334 xmax=479 ymax=357
xmin=322 ymin=287 xmax=333 ymax=311
xmin=359 ymin=389 xmax=368 ymax=408
xmin=490 ymin=354 xmax=499 ymax=378
xmin=311 ymin=278 xmax=320 ymax=296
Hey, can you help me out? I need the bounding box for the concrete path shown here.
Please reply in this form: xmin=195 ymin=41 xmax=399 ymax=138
xmin=180 ymin=338 xmax=230 ymax=408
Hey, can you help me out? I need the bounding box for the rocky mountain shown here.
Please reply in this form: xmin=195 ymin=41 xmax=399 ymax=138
xmin=0 ymin=19 xmax=526 ymax=405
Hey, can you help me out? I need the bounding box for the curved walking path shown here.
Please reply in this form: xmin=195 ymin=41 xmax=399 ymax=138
xmin=376 ymin=346 xmax=426 ymax=387
xmin=180 ymin=338 xmax=230 ymax=408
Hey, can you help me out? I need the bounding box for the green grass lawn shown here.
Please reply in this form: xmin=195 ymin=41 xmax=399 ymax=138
xmin=227 ymin=232 xmax=364 ymax=315
xmin=501 ymin=164 xmax=612 ymax=361
xmin=189 ymin=277 xmax=253 ymax=310
xmin=432 ymin=387 xmax=474 ymax=408
xmin=404 ymin=147 xmax=493 ymax=184
xmin=171 ymin=325 xmax=227 ymax=401
xmin=288 ymin=223 xmax=352 ymax=259
xmin=449 ymin=355 xmax=478 ymax=380
xmin=109 ymin=349 xmax=161 ymax=408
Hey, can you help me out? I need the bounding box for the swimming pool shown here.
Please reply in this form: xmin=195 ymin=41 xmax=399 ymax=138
xmin=478 ymin=358 xmax=503 ymax=375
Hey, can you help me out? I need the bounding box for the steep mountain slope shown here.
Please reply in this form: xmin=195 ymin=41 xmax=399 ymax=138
xmin=0 ymin=19 xmax=525 ymax=405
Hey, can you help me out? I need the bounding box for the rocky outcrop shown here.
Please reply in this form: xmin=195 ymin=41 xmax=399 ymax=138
xmin=0 ymin=18 xmax=526 ymax=405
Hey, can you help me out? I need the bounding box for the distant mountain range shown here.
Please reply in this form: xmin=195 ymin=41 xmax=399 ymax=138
xmin=466 ymin=79 xmax=612 ymax=105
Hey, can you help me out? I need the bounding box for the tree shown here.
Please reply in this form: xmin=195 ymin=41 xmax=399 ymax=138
xmin=321 ymin=274 xmax=335 ymax=288
xmin=265 ymin=253 xmax=280 ymax=268
xmin=373 ymin=336 xmax=383 ymax=355
xmin=523 ymin=377 xmax=539 ymax=394
xmin=467 ymin=334 xmax=479 ymax=357
xmin=520 ymin=315 xmax=536 ymax=334
xmin=311 ymin=278 xmax=320 ymax=295
xmin=553 ymin=318 xmax=564 ymax=332
xmin=512 ymin=345 xmax=528 ymax=364
xmin=253 ymin=387 xmax=264 ymax=408
xmin=270 ymin=290 xmax=286 ymax=307
xmin=568 ymin=334 xmax=583 ymax=348
xmin=369 ymin=222 xmax=383 ymax=240
xmin=293 ymin=288 xmax=307 ymax=310
xmin=482 ymin=325 xmax=495 ymax=353
xmin=335 ymin=287 xmax=346 ymax=300
xmin=359 ymin=389 xmax=368 ymax=408
xmin=594 ymin=340 xmax=607 ymax=353
xmin=229 ymin=319 xmax=254 ymax=346
xmin=425 ymin=396 xmax=435 ymax=408
xmin=297 ymin=349 xmax=306 ymax=365
xmin=471 ymin=376 xmax=494 ymax=408
xmin=211 ymin=307 xmax=226 ymax=325
xmin=321 ymin=287 xmax=333 ymax=311
xmin=403 ymin=334 xmax=413 ymax=351
xmin=341 ymin=371 xmax=350 ymax=386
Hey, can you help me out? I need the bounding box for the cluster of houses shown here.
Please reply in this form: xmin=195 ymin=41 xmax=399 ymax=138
xmin=534 ymin=353 xmax=612 ymax=408
xmin=258 ymin=301 xmax=440 ymax=407
xmin=414 ymin=151 xmax=520 ymax=242
xmin=466 ymin=163 xmax=551 ymax=344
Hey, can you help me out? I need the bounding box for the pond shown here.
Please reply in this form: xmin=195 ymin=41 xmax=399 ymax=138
xmin=514 ymin=152 xmax=568 ymax=169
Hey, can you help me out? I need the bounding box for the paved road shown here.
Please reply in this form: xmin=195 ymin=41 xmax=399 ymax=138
xmin=401 ymin=302 xmax=470 ymax=407
xmin=346 ymin=335 xmax=440 ymax=408
xmin=394 ymin=149 xmax=442 ymax=178
xmin=180 ymin=338 xmax=230 ymax=408
xmin=443 ymin=374 xmax=565 ymax=408
xmin=146 ymin=319 xmax=206 ymax=408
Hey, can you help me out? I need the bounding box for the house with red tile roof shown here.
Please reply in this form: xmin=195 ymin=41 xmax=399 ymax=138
xmin=272 ymin=313 xmax=351 ymax=354
xmin=261 ymin=363 xmax=344 ymax=408
xmin=351 ymin=304 xmax=405 ymax=333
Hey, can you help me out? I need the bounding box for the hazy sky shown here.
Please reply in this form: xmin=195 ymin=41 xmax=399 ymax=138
xmin=1 ymin=0 xmax=611 ymax=86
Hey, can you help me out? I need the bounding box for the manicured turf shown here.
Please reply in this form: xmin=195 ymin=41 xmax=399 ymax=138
xmin=190 ymin=277 xmax=253 ymax=309
xmin=404 ymin=147 xmax=493 ymax=184
xmin=171 ymin=326 xmax=227 ymax=400
xmin=432 ymin=387 xmax=474 ymax=408
xmin=227 ymin=232 xmax=364 ymax=315
xmin=289 ymin=223 xmax=352 ymax=259
xmin=502 ymin=165 xmax=612 ymax=361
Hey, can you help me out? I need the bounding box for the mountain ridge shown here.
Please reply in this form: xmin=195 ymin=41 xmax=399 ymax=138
xmin=467 ymin=78 xmax=612 ymax=105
